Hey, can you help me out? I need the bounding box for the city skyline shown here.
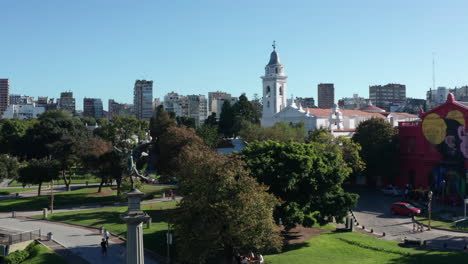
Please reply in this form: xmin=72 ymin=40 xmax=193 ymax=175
xmin=1 ymin=0 xmax=468 ymax=110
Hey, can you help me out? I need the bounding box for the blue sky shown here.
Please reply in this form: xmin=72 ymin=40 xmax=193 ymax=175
xmin=1 ymin=0 xmax=467 ymax=110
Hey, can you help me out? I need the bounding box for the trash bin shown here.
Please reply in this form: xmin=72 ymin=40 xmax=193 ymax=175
xmin=47 ymin=232 xmax=53 ymax=241
xmin=11 ymin=211 xmax=16 ymax=218
xmin=43 ymin=208 xmax=48 ymax=219
xmin=100 ymin=227 xmax=104 ymax=235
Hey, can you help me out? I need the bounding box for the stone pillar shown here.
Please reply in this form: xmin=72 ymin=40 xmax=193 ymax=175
xmin=121 ymin=189 xmax=150 ymax=264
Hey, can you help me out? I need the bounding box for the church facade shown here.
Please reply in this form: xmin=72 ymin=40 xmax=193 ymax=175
xmin=260 ymin=46 xmax=418 ymax=136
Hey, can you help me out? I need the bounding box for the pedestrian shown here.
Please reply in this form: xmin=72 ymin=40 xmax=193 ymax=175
xmin=168 ymin=189 xmax=173 ymax=200
xmin=105 ymin=230 xmax=110 ymax=246
xmin=100 ymin=238 xmax=107 ymax=256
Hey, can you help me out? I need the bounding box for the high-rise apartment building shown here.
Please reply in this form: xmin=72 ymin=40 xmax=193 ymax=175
xmin=9 ymin=94 xmax=34 ymax=105
xmin=108 ymin=99 xmax=134 ymax=119
xmin=0 ymin=79 xmax=10 ymax=116
xmin=295 ymin=97 xmax=316 ymax=108
xmin=133 ymin=80 xmax=153 ymax=120
xmin=208 ymin=91 xmax=238 ymax=118
xmin=83 ymin=98 xmax=104 ymax=119
xmin=369 ymin=83 xmax=406 ymax=111
xmin=36 ymin=97 xmax=58 ymax=111
xmin=163 ymin=92 xmax=208 ymax=126
xmin=317 ymin=83 xmax=334 ymax=108
xmin=58 ymin=91 xmax=76 ymax=114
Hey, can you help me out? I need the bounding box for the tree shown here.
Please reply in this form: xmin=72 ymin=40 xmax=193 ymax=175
xmin=0 ymin=119 xmax=37 ymax=155
xmin=22 ymin=110 xmax=90 ymax=191
xmin=352 ymin=118 xmax=398 ymax=185
xmin=79 ymin=137 xmax=113 ymax=192
xmin=196 ymin=124 xmax=222 ymax=148
xmin=239 ymin=121 xmax=306 ymax=143
xmin=0 ymin=154 xmax=19 ymax=180
xmin=251 ymin=93 xmax=262 ymax=123
xmin=232 ymin=94 xmax=257 ymax=136
xmin=242 ymin=140 xmax=359 ymax=229
xmin=149 ymin=105 xmax=176 ymax=142
xmin=204 ymin=113 xmax=218 ymax=126
xmin=219 ymin=101 xmax=235 ymax=138
xmin=18 ymin=158 xmax=60 ymax=196
xmin=173 ymin=145 xmax=281 ymax=263
xmin=176 ymin=116 xmax=196 ymax=128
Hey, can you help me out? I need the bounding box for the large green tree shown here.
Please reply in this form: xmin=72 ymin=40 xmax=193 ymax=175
xmin=352 ymin=118 xmax=398 ymax=185
xmin=196 ymin=124 xmax=222 ymax=148
xmin=0 ymin=154 xmax=19 ymax=181
xmin=173 ymin=142 xmax=281 ymax=263
xmin=219 ymin=101 xmax=235 ymax=138
xmin=149 ymin=105 xmax=176 ymax=142
xmin=18 ymin=158 xmax=60 ymax=196
xmin=0 ymin=119 xmax=37 ymax=156
xmin=242 ymin=140 xmax=359 ymax=229
xmin=239 ymin=121 xmax=306 ymax=143
xmin=79 ymin=137 xmax=113 ymax=192
xmin=22 ymin=110 xmax=90 ymax=191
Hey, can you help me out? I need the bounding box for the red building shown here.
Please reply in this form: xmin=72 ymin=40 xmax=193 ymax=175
xmin=398 ymin=93 xmax=467 ymax=201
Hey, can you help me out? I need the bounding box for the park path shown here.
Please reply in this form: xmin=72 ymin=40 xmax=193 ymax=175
xmin=0 ymin=215 xmax=158 ymax=264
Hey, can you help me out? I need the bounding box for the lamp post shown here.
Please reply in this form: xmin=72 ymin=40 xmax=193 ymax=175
xmin=167 ymin=223 xmax=173 ymax=264
xmin=428 ymin=191 xmax=433 ymax=231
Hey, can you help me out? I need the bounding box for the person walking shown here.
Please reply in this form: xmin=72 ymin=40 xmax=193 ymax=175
xmin=100 ymin=238 xmax=107 ymax=256
xmin=169 ymin=189 xmax=174 ymax=200
xmin=104 ymin=230 xmax=110 ymax=246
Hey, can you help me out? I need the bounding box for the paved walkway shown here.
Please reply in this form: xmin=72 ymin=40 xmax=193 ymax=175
xmin=0 ymin=216 xmax=159 ymax=264
xmin=352 ymin=189 xmax=468 ymax=250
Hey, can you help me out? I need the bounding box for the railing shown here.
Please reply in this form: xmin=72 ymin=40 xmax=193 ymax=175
xmin=399 ymin=121 xmax=421 ymax=127
xmin=0 ymin=229 xmax=41 ymax=245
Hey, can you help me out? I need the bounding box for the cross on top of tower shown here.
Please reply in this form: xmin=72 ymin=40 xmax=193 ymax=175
xmin=272 ymin=40 xmax=276 ymax=50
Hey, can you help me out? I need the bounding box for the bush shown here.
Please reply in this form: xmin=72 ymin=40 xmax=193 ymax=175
xmin=4 ymin=249 xmax=30 ymax=264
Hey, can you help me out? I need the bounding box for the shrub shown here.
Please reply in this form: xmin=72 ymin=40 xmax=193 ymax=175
xmin=4 ymin=249 xmax=30 ymax=264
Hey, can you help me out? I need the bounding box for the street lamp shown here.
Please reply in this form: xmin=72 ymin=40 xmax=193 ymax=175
xmin=167 ymin=223 xmax=173 ymax=263
xmin=428 ymin=191 xmax=433 ymax=231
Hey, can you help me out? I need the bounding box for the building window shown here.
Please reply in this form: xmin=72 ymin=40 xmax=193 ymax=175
xmin=275 ymin=68 xmax=278 ymax=74
xmin=266 ymin=86 xmax=271 ymax=95
xmin=267 ymin=101 xmax=270 ymax=108
xmin=279 ymin=86 xmax=283 ymax=96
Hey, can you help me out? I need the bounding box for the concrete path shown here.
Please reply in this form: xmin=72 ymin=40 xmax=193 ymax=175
xmin=0 ymin=215 xmax=158 ymax=264
xmin=352 ymin=189 xmax=468 ymax=250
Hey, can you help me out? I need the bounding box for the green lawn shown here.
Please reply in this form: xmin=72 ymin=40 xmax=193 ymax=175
xmin=36 ymin=201 xmax=178 ymax=255
xmin=0 ymin=186 xmax=117 ymax=212
xmin=416 ymin=214 xmax=468 ymax=232
xmin=0 ymin=187 xmax=37 ymax=195
xmin=8 ymin=177 xmax=102 ymax=187
xmin=265 ymin=231 xmax=468 ymax=264
xmin=22 ymin=242 xmax=67 ymax=264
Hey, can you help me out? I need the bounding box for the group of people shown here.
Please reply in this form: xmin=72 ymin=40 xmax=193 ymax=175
xmin=236 ymin=252 xmax=264 ymax=264
xmin=100 ymin=229 xmax=110 ymax=256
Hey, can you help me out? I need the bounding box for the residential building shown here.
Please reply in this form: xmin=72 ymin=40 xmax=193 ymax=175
xmin=0 ymin=79 xmax=9 ymax=116
xmin=57 ymin=91 xmax=76 ymax=114
xmin=163 ymin=92 xmax=180 ymax=113
xmin=153 ymin=98 xmax=161 ymax=110
xmin=83 ymin=98 xmax=104 ymax=119
xmin=133 ymin=80 xmax=153 ymax=120
xmin=426 ymin=86 xmax=468 ymax=110
xmin=212 ymin=97 xmax=238 ymax=120
xmin=390 ymin=98 xmax=426 ymax=114
xmin=9 ymin=94 xmax=34 ymax=105
xmin=208 ymin=92 xmax=236 ymax=116
xmin=369 ymin=83 xmax=406 ymax=111
xmin=187 ymin=94 xmax=208 ymax=126
xmin=35 ymin=97 xmax=58 ymax=111
xmin=317 ymin=83 xmax=334 ymax=109
xmin=338 ymin=94 xmax=370 ymax=110
xmin=2 ymin=103 xmax=45 ymax=119
xmin=108 ymin=99 xmax=133 ymax=118
xmin=295 ymin=97 xmax=316 ymax=108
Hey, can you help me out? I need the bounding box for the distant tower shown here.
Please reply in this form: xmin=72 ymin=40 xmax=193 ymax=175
xmin=133 ymin=80 xmax=153 ymax=120
xmin=261 ymin=41 xmax=288 ymax=126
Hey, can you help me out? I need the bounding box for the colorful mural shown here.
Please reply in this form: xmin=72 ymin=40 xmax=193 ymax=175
xmin=422 ymin=109 xmax=467 ymax=200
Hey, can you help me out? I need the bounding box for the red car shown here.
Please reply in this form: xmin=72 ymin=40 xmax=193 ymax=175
xmin=390 ymin=202 xmax=421 ymax=216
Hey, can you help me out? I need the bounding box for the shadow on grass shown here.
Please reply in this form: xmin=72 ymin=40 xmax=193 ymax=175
xmin=388 ymin=250 xmax=468 ymax=264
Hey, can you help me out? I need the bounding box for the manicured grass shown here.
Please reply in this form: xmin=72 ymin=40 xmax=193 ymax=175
xmin=140 ymin=184 xmax=176 ymax=199
xmin=36 ymin=201 xmax=178 ymax=255
xmin=0 ymin=187 xmax=37 ymax=195
xmin=416 ymin=214 xmax=468 ymax=232
xmin=8 ymin=178 xmax=102 ymax=187
xmin=0 ymin=187 xmax=117 ymax=212
xmin=265 ymin=231 xmax=468 ymax=264
xmin=22 ymin=242 xmax=67 ymax=264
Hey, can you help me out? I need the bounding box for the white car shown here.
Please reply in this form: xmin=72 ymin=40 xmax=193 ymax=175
xmin=381 ymin=186 xmax=403 ymax=196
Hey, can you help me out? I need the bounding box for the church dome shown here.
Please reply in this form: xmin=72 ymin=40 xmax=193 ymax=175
xmin=268 ymin=50 xmax=281 ymax=65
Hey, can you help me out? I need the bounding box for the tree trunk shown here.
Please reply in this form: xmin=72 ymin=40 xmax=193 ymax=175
xmin=62 ymin=171 xmax=71 ymax=191
xmin=116 ymin=177 xmax=122 ymax=197
xmin=223 ymin=245 xmax=234 ymax=264
xmin=98 ymin=178 xmax=104 ymax=193
xmin=37 ymin=182 xmax=42 ymax=196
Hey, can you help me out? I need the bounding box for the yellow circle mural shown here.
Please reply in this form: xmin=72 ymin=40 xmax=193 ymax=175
xmin=446 ymin=110 xmax=466 ymax=127
xmin=422 ymin=113 xmax=446 ymax=144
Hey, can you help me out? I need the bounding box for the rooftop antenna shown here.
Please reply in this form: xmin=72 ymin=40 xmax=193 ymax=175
xmin=432 ymin=52 xmax=436 ymax=90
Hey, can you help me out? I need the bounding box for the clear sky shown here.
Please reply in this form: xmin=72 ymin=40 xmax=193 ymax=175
xmin=1 ymin=0 xmax=468 ymax=110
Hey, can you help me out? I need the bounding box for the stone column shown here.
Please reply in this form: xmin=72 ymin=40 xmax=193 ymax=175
xmin=121 ymin=189 xmax=150 ymax=264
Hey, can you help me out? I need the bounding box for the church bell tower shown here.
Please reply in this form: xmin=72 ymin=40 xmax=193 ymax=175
xmin=261 ymin=41 xmax=288 ymax=126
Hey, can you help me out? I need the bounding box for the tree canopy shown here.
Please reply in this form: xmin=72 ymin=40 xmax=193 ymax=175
xmin=352 ymin=118 xmax=398 ymax=185
xmin=239 ymin=121 xmax=306 ymax=143
xmin=18 ymin=158 xmax=60 ymax=196
xmin=173 ymin=137 xmax=281 ymax=263
xmin=242 ymin=140 xmax=359 ymax=229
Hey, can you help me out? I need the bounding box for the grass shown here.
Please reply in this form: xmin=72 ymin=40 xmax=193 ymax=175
xmin=35 ymin=201 xmax=178 ymax=255
xmin=416 ymin=213 xmax=468 ymax=232
xmin=0 ymin=186 xmax=117 ymax=212
xmin=0 ymin=184 xmax=177 ymax=212
xmin=8 ymin=178 xmax=102 ymax=187
xmin=265 ymin=231 xmax=468 ymax=264
xmin=0 ymin=187 xmax=37 ymax=195
xmin=22 ymin=242 xmax=67 ymax=264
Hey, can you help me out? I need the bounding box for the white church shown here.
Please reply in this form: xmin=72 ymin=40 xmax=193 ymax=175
xmin=260 ymin=45 xmax=419 ymax=137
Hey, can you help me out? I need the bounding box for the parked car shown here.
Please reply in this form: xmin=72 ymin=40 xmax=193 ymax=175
xmin=390 ymin=202 xmax=421 ymax=216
